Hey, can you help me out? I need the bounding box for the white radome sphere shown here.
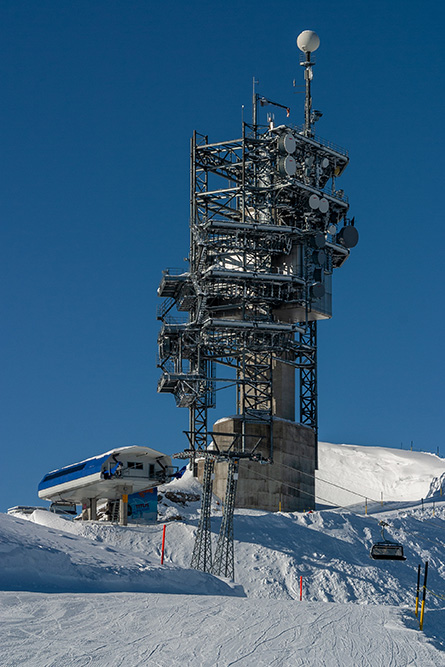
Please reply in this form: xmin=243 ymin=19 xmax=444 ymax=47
xmin=297 ymin=30 xmax=320 ymax=53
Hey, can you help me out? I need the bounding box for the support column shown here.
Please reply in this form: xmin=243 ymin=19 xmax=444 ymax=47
xmin=119 ymin=493 xmax=128 ymax=526
xmin=189 ymin=394 xmax=208 ymax=476
xmin=88 ymin=498 xmax=97 ymax=521
xmin=81 ymin=499 xmax=88 ymax=521
xmin=191 ymin=456 xmax=215 ymax=572
xmin=299 ymin=320 xmax=318 ymax=468
xmin=212 ymin=458 xmax=239 ymax=580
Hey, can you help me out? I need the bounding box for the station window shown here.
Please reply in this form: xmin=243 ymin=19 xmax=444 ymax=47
xmin=127 ymin=462 xmax=143 ymax=470
xmin=149 ymin=464 xmax=155 ymax=477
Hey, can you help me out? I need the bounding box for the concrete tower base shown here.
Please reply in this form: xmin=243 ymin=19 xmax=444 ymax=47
xmin=199 ymin=416 xmax=316 ymax=512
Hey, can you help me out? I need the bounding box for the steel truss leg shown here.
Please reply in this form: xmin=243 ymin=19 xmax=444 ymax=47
xmin=238 ymin=352 xmax=273 ymax=457
xmin=240 ymin=352 xmax=272 ymax=415
xmin=190 ymin=456 xmax=214 ymax=572
xmin=211 ymin=458 xmax=239 ymax=580
xmin=299 ymin=320 xmax=318 ymax=467
xmin=189 ymin=396 xmax=208 ymax=475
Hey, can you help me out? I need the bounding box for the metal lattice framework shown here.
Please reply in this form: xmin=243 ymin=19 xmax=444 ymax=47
xmin=299 ymin=320 xmax=318 ymax=465
xmin=186 ymin=436 xmax=265 ymax=574
xmin=211 ymin=457 xmax=239 ymax=580
xmin=157 ymin=119 xmax=352 ymax=460
xmin=157 ymin=43 xmax=357 ymax=573
xmin=190 ymin=455 xmax=215 ymax=572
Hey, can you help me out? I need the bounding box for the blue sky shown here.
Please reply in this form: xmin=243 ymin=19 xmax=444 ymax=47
xmin=1 ymin=1 xmax=444 ymax=510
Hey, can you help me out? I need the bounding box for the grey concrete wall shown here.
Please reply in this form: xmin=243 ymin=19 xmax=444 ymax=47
xmin=271 ymin=359 xmax=295 ymax=421
xmin=203 ymin=416 xmax=316 ymax=512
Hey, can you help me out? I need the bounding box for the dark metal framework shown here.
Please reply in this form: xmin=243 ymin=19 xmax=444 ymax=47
xmin=156 ymin=41 xmax=357 ymax=577
xmin=190 ymin=455 xmax=214 ymax=571
xmin=184 ymin=435 xmax=267 ymax=575
xmin=299 ymin=321 xmax=318 ymax=465
xmin=211 ymin=457 xmax=239 ymax=579
xmin=157 ymin=119 xmax=352 ymax=465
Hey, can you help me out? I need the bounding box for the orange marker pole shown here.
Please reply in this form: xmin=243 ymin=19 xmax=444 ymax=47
xmin=161 ymin=524 xmax=166 ymax=565
xmin=300 ymin=575 xmax=303 ymax=601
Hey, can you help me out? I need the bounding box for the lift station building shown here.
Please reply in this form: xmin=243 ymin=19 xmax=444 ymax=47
xmin=38 ymin=445 xmax=173 ymax=524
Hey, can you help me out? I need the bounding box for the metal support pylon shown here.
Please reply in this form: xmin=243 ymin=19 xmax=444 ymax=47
xmin=299 ymin=320 xmax=318 ymax=468
xmin=211 ymin=458 xmax=239 ymax=580
xmin=190 ymin=456 xmax=214 ymax=572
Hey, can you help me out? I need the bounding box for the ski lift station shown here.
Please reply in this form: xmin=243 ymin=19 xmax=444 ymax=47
xmin=38 ymin=446 xmax=174 ymax=525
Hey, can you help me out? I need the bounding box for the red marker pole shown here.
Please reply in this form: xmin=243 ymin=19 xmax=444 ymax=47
xmin=161 ymin=524 xmax=166 ymax=565
xmin=300 ymin=575 xmax=303 ymax=601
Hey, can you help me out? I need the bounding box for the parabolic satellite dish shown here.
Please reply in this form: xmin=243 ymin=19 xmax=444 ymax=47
xmin=309 ymin=194 xmax=320 ymax=209
xmin=297 ymin=30 xmax=320 ymax=54
xmin=319 ymin=198 xmax=329 ymax=214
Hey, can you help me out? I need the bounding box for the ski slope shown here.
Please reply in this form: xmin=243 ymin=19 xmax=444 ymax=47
xmin=1 ymin=592 xmax=443 ymax=666
xmin=1 ymin=443 xmax=444 ymax=665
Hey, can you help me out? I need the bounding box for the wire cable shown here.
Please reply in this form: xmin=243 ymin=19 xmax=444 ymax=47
xmin=274 ymin=459 xmax=381 ymax=504
xmin=248 ymin=465 xmax=445 ymax=549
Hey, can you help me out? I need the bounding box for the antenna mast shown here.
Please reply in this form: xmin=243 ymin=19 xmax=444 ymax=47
xmin=297 ymin=30 xmax=320 ymax=137
xmin=252 ymin=76 xmax=258 ymax=136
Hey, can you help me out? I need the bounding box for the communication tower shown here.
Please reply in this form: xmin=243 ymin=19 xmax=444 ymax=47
xmin=157 ymin=30 xmax=358 ymax=526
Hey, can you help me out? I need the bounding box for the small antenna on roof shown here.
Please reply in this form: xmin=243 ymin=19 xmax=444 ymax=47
xmin=252 ymin=77 xmax=259 ymax=136
xmin=297 ymin=30 xmax=320 ymax=137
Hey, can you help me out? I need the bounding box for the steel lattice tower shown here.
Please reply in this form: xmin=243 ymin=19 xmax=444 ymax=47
xmin=157 ymin=30 xmax=358 ymax=569
xmin=190 ymin=455 xmax=215 ymax=572
xmin=211 ymin=457 xmax=239 ymax=580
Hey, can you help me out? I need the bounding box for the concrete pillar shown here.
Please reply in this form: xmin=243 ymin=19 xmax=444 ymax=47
xmin=208 ymin=416 xmax=316 ymax=512
xmin=119 ymin=494 xmax=128 ymax=526
xmin=88 ymin=498 xmax=97 ymax=521
xmin=271 ymin=359 xmax=295 ymax=421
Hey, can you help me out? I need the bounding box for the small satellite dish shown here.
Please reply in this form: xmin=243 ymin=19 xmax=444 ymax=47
xmin=309 ymin=194 xmax=320 ymax=209
xmin=310 ymin=282 xmax=325 ymax=299
xmin=305 ymin=156 xmax=314 ymax=167
xmin=338 ymin=226 xmax=359 ymax=248
xmin=312 ymin=231 xmax=326 ymax=249
xmin=328 ymin=223 xmax=337 ymax=235
xmin=322 ymin=158 xmax=330 ymax=169
xmin=319 ymin=198 xmax=329 ymax=214
xmin=297 ymin=30 xmax=320 ymax=54
xmin=278 ymin=155 xmax=297 ymax=177
xmin=312 ymin=249 xmax=326 ymax=266
xmin=278 ymin=133 xmax=296 ymax=154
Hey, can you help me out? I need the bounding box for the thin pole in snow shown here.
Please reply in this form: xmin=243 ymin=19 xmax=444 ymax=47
xmin=415 ymin=564 xmax=421 ymax=617
xmin=419 ymin=561 xmax=429 ymax=631
xmin=161 ymin=524 xmax=166 ymax=565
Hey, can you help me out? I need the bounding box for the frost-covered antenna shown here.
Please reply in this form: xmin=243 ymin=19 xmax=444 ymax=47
xmin=297 ymin=30 xmax=320 ymax=137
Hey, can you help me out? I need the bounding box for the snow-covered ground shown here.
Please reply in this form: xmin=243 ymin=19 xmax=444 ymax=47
xmin=2 ymin=593 xmax=443 ymax=666
xmin=1 ymin=443 xmax=445 ymax=665
xmin=317 ymin=442 xmax=445 ymax=507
